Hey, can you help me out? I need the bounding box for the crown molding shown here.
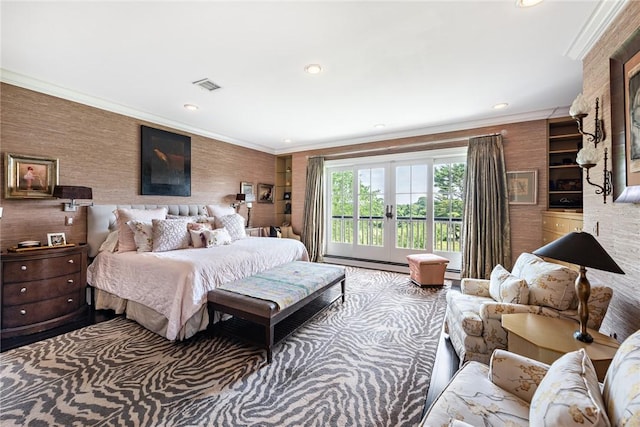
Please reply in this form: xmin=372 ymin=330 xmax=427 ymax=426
xmin=564 ymin=0 xmax=628 ymax=61
xmin=276 ymin=108 xmax=566 ymax=155
xmin=0 ymin=69 xmax=276 ymax=154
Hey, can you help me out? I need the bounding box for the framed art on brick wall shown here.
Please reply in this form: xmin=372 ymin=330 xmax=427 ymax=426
xmin=140 ymin=125 xmax=191 ymax=197
xmin=610 ymin=29 xmax=640 ymax=203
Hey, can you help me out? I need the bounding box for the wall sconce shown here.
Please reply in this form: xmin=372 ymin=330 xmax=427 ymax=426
xmin=52 ymin=185 xmax=93 ymax=211
xmin=570 ymin=94 xmax=612 ymax=203
xmin=231 ymin=193 xmax=245 ymax=210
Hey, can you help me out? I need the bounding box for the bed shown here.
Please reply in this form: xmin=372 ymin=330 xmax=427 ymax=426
xmin=86 ymin=204 xmax=309 ymax=340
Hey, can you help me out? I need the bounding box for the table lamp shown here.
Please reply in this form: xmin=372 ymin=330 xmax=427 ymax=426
xmin=533 ymin=231 xmax=624 ymax=343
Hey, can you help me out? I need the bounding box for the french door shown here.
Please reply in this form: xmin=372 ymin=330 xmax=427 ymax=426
xmin=325 ymin=149 xmax=465 ymax=270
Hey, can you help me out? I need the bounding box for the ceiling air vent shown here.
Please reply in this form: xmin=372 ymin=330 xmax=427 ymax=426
xmin=193 ymin=78 xmax=221 ymax=92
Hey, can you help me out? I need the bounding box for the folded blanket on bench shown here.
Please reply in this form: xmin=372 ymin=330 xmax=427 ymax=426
xmin=217 ymin=261 xmax=345 ymax=310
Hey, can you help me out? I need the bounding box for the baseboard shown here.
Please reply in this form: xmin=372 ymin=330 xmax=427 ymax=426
xmin=323 ymin=255 xmax=461 ymax=280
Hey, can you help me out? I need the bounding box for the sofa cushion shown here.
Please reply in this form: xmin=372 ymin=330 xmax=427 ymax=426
xmin=512 ymin=252 xmax=578 ymax=311
xmin=446 ymin=291 xmax=489 ymax=337
xmin=419 ymin=361 xmax=530 ymax=427
xmin=530 ymin=349 xmax=610 ymax=427
xmin=602 ymin=329 xmax=640 ymax=427
xmin=489 ymin=264 xmax=529 ymax=304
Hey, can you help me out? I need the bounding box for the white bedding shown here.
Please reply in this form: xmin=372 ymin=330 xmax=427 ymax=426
xmin=87 ymin=237 xmax=309 ymax=340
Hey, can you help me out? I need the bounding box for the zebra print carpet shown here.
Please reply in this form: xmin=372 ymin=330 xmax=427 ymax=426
xmin=0 ymin=267 xmax=448 ymax=427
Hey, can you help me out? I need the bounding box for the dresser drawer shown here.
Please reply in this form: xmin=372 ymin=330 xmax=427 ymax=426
xmin=2 ymin=272 xmax=83 ymax=305
xmin=1 ymin=291 xmax=84 ymax=328
xmin=2 ymin=253 xmax=82 ymax=283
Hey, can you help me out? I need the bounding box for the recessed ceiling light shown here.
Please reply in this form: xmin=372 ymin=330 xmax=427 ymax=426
xmin=374 ymin=123 xmax=386 ymax=129
xmin=493 ymin=103 xmax=509 ymax=110
xmin=283 ymin=138 xmax=292 ymax=143
xmin=184 ymin=104 xmax=199 ymax=111
xmin=515 ymin=0 xmax=543 ymax=8
xmin=304 ymin=64 xmax=323 ymax=74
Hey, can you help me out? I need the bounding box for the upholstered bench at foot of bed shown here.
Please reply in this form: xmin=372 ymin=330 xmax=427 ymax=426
xmin=207 ymin=262 xmax=346 ymax=363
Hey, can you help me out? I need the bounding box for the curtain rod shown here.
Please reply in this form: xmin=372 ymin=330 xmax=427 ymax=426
xmin=308 ymin=131 xmax=504 ymax=160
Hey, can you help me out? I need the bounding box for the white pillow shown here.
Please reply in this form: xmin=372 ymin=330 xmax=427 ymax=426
xmin=201 ymin=228 xmax=232 ymax=247
xmin=530 ymin=349 xmax=609 ymax=427
xmin=115 ymin=207 xmax=167 ymax=252
xmin=127 ymin=220 xmax=154 ymax=252
xmin=98 ymin=230 xmax=119 ymax=253
xmin=489 ymin=264 xmax=529 ymax=304
xmin=217 ymin=214 xmax=246 ymax=241
xmin=151 ymin=218 xmax=192 ymax=252
xmin=206 ymin=204 xmax=236 ymax=219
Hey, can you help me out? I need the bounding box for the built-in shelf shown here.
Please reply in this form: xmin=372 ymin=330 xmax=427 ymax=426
xmin=275 ymin=155 xmax=292 ymax=226
xmin=547 ymin=118 xmax=584 ymax=211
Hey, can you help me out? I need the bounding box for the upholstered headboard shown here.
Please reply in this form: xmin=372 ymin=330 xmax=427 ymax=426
xmin=87 ymin=204 xmax=208 ymax=258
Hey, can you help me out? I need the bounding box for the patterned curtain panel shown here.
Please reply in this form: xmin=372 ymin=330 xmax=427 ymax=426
xmin=461 ymin=135 xmax=511 ymax=279
xmin=302 ymin=156 xmax=325 ymax=262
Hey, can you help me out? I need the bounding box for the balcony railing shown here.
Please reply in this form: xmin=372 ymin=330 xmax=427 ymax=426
xmin=330 ymin=216 xmax=462 ymax=252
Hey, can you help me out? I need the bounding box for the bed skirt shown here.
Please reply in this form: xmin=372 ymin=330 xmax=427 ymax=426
xmin=94 ymin=288 xmax=210 ymax=341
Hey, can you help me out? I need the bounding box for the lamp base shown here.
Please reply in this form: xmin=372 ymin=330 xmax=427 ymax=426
xmin=574 ymin=330 xmax=594 ymax=343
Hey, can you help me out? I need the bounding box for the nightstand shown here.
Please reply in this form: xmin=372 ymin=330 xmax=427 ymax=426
xmin=245 ymin=227 xmax=262 ymax=237
xmin=1 ymin=244 xmax=89 ymax=339
xmin=502 ymin=313 xmax=619 ymax=381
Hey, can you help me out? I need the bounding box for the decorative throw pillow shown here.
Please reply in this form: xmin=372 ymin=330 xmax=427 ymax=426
xmin=127 ymin=220 xmax=154 ymax=252
xmin=206 ymin=204 xmax=236 ymax=220
xmin=217 ymin=214 xmax=246 ymax=241
xmin=151 ymin=218 xmax=192 ymax=252
xmin=489 ymin=264 xmax=529 ymax=304
xmin=530 ymin=349 xmax=609 ymax=427
xmin=201 ymin=228 xmax=232 ymax=247
xmin=98 ymin=230 xmax=119 ymax=253
xmin=187 ymin=222 xmax=213 ymax=248
xmin=523 ymin=262 xmax=578 ymax=311
xmin=115 ymin=207 xmax=167 ymax=252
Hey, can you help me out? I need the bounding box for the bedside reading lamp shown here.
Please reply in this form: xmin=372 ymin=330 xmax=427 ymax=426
xmin=232 ymin=193 xmax=245 ymax=210
xmin=533 ymin=231 xmax=624 ymax=343
xmin=52 ymin=186 xmax=93 ymax=212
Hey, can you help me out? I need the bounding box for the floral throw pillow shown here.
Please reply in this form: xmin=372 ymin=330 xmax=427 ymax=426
xmin=530 ymin=349 xmax=609 ymax=427
xmin=218 ymin=214 xmax=246 ymax=241
xmin=187 ymin=222 xmax=213 ymax=248
xmin=489 ymin=264 xmax=529 ymax=304
xmin=201 ymin=228 xmax=232 ymax=247
xmin=126 ymin=220 xmax=154 ymax=253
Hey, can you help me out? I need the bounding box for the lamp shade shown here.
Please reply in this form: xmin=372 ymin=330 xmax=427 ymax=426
xmin=52 ymin=185 xmax=93 ymax=200
xmin=235 ymin=193 xmax=246 ymax=202
xmin=533 ymin=232 xmax=624 ymax=274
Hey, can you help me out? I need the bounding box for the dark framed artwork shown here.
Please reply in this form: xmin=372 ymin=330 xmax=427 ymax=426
xmin=610 ymin=29 xmax=640 ymax=203
xmin=141 ymin=125 xmax=191 ymax=196
xmin=257 ymin=183 xmax=274 ymax=203
xmin=5 ymin=153 xmax=59 ymax=199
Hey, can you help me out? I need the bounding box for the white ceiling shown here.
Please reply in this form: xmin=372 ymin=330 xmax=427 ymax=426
xmin=0 ymin=1 xmax=627 ymax=154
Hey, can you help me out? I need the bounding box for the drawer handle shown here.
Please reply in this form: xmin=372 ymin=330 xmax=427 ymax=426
xmin=21 ymin=265 xmax=27 ymax=271
xmin=20 ymin=287 xmax=27 ymax=293
xmin=20 ymin=309 xmax=26 ymax=315
xmin=67 ymin=298 xmax=74 ymax=303
xmin=67 ymin=259 xmax=74 ymax=264
xmin=67 ymin=279 xmax=74 ymax=284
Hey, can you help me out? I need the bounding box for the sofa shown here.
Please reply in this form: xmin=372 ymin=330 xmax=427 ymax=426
xmin=260 ymin=225 xmax=301 ymax=241
xmin=445 ymin=253 xmax=613 ymax=366
xmin=420 ymin=328 xmax=640 ymax=426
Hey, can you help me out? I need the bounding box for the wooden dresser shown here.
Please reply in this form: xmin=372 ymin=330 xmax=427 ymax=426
xmin=542 ymin=211 xmax=583 ymax=245
xmin=1 ymin=244 xmax=88 ymax=339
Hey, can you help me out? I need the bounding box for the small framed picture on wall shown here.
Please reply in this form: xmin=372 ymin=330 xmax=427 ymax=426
xmin=507 ymin=170 xmax=537 ymax=205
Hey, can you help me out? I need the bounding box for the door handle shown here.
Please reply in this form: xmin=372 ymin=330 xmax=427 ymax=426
xmin=385 ymin=205 xmax=393 ymax=219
